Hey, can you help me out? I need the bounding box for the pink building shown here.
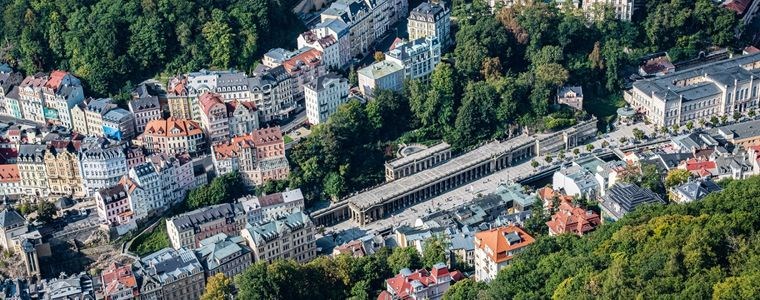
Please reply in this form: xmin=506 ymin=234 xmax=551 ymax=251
xmin=378 ymin=263 xmax=459 ymax=300
xmin=95 ymin=184 xmax=133 ymax=227
xmin=211 ymin=127 xmax=290 ymax=186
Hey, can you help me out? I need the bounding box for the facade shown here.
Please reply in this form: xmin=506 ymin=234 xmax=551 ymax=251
xmin=408 ymin=2 xmax=451 ymax=46
xmin=147 ymin=153 xmax=196 ymax=206
xmin=249 ymin=65 xmax=297 ymax=122
xmin=385 ymin=142 xmax=452 ymax=181
xmin=386 ymin=36 xmax=442 ymax=82
xmin=128 ymin=87 xmax=162 ymax=134
xmin=552 ymin=165 xmax=600 ymax=199
xmin=95 ymin=184 xmax=133 ymax=227
xmin=557 ymin=86 xmax=584 ymax=111
xmin=226 ymin=100 xmax=259 ymax=136
xmin=193 ymin=233 xmax=253 ymax=279
xmin=44 ymin=140 xmax=84 ymax=197
xmin=582 ymin=0 xmax=636 ymax=21
xmin=624 ymin=52 xmax=760 ymax=127
xmin=80 ymin=141 xmax=128 ymax=196
xmin=198 ymin=92 xmax=231 ymax=143
xmin=473 ymin=226 xmax=535 ymax=282
xmin=358 ymin=60 xmax=405 ymax=96
xmin=166 ymin=78 xmax=199 ymax=122
xmin=546 ymin=201 xmax=601 ymax=236
xmin=670 ymin=178 xmax=723 ymax=204
xmin=0 ymin=69 xmax=23 ymax=118
xmin=70 ymin=101 xmax=89 ymax=135
xmin=17 ymin=144 xmax=49 ymax=197
xmin=320 ymin=0 xmax=409 ymax=58
xmin=0 ymin=164 xmax=22 ymax=196
xmin=379 ymin=263 xmax=453 ymax=300
xmin=599 ymin=183 xmax=666 ymax=221
xmin=120 ymin=162 xmax=163 ymax=220
xmin=136 ymin=248 xmax=205 ymax=300
xmin=712 ymin=119 xmax=760 ymax=148
xmin=305 ymin=73 xmax=350 ymax=124
xmin=211 ymin=127 xmax=290 ymax=186
xmin=101 ymin=263 xmax=138 ymax=300
xmin=102 ymin=108 xmax=136 ymax=141
xmin=282 ymin=47 xmax=327 ymax=101
xmin=240 ymin=210 xmax=316 ymax=263
xmin=85 ymin=98 xmax=118 ymax=137
xmin=166 ymin=203 xmax=247 ymax=250
xmin=238 ymin=188 xmax=306 ymax=223
xmin=141 ymin=118 xmax=206 ymax=156
xmin=42 ymin=70 xmax=85 ymax=128
xmin=297 ymin=24 xmax=347 ymax=70
xmin=0 ymin=208 xmax=27 ymax=251
xmin=17 ymin=73 xmax=48 ymax=124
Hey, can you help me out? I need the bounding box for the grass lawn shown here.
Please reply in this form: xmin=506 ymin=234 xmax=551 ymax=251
xmin=284 ymin=135 xmax=294 ymax=144
xmin=130 ymin=219 xmax=170 ymax=256
xmin=586 ymin=92 xmax=627 ymax=132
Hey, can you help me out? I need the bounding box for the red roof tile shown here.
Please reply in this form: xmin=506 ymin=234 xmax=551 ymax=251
xmin=474 ymin=226 xmax=534 ymax=263
xmin=546 ymin=202 xmax=601 ymax=236
xmin=0 ymin=164 xmax=20 ymax=183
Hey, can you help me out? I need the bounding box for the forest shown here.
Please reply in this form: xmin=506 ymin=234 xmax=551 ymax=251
xmin=214 ymin=172 xmax=760 ymax=299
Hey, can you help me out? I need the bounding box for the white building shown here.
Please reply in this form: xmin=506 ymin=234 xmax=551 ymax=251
xmin=408 ymin=2 xmax=451 ymax=46
xmin=583 ymin=0 xmax=636 ymax=21
xmin=120 ymin=162 xmax=163 ymax=220
xmin=386 ymin=36 xmax=441 ymax=82
xmin=42 ymin=71 xmax=85 ymax=129
xmin=80 ymin=141 xmax=128 ymax=197
xmin=305 ymin=73 xmax=350 ymax=124
xmin=298 ymin=20 xmax=349 ymax=70
xmin=358 ymin=60 xmax=405 ymax=97
xmin=240 ymin=210 xmax=316 ymax=264
xmin=473 ymin=226 xmax=534 ymax=282
xmin=238 ymin=188 xmax=305 ymax=224
xmin=552 ymin=165 xmax=600 ymax=200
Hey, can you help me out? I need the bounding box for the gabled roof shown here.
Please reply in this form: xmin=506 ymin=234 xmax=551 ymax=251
xmin=0 ymin=208 xmax=25 ymax=229
xmin=474 ymin=225 xmax=534 ymax=263
xmin=0 ymin=164 xmax=20 ymax=183
xmin=546 ymin=202 xmax=601 ymax=236
xmin=144 ymin=118 xmax=203 ymax=137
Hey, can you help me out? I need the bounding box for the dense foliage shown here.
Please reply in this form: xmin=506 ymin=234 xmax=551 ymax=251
xmin=186 ymin=171 xmax=248 ymax=210
xmin=130 ymin=220 xmax=169 ymax=256
xmin=0 ymin=0 xmax=303 ymax=98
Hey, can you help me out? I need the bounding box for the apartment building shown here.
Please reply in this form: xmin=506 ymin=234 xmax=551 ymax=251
xmin=473 ymin=226 xmax=534 ymax=282
xmin=282 ymin=47 xmax=326 ymax=101
xmin=226 ymin=100 xmax=260 ymax=137
xmin=211 ymin=127 xmax=290 ymax=186
xmin=166 ymin=78 xmax=199 ymax=122
xmin=238 ymin=188 xmax=305 ymax=223
xmin=240 ymin=210 xmax=317 ymax=264
xmin=44 ymin=140 xmax=84 ymax=197
xmin=146 ymin=153 xmax=197 ymax=205
xmin=17 ymin=144 xmax=49 ymax=197
xmin=41 ymin=70 xmax=85 ymax=129
xmin=249 ymin=65 xmax=297 ymax=122
xmin=193 ymin=233 xmax=253 ymax=279
xmin=0 ymin=164 xmax=21 ymax=196
xmin=408 ymin=2 xmax=451 ymax=46
xmin=84 ymin=98 xmax=118 ymax=137
xmin=140 ymin=118 xmax=206 ymax=156
xmin=128 ymin=85 xmax=162 ymax=133
xmin=166 ymin=203 xmax=247 ymax=250
xmin=358 ymin=60 xmax=405 ymax=96
xmin=583 ymin=0 xmax=636 ymax=21
xmin=321 ymin=0 xmax=409 ymax=59
xmin=101 ymin=263 xmax=138 ymax=300
xmin=136 ymin=248 xmax=205 ymax=300
xmin=95 ymin=184 xmax=133 ymax=228
xmin=199 ymin=92 xmax=231 ymax=143
xmin=79 ymin=140 xmax=128 ymax=197
xmin=120 ymin=162 xmax=163 ymax=220
xmin=102 ymin=108 xmax=136 ymax=141
xmin=0 ymin=68 xmax=23 ymax=118
xmin=624 ymin=52 xmax=760 ymax=128
xmin=297 ymin=22 xmax=348 ymax=70
xmin=379 ymin=263 xmax=454 ymax=300
xmin=17 ymin=73 xmax=48 ymax=124
xmin=305 ymin=73 xmax=350 ymax=125
xmin=386 ymin=36 xmax=442 ymax=82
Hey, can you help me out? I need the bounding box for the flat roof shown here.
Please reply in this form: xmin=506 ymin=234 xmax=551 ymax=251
xmin=386 ymin=142 xmax=450 ymax=169
xmin=348 ymin=135 xmax=534 ymax=210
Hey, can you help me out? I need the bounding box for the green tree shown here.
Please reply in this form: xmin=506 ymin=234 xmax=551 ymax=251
xmin=586 ymin=144 xmax=595 ymax=152
xmin=632 ymin=128 xmax=645 ymax=141
xmin=202 ymin=10 xmax=235 ymax=69
xmin=202 ymin=273 xmax=233 ymax=300
xmin=665 ymin=169 xmax=692 ymax=188
xmin=531 ymin=160 xmax=539 ymax=168
xmin=128 ymin=15 xmax=166 ymax=70
xmin=387 ymin=247 xmax=422 ymax=274
xmin=422 ymin=235 xmax=448 ymax=268
xmin=444 ymin=279 xmax=485 ymax=300
xmin=447 ymin=82 xmax=499 ymax=150
xmin=35 ymin=201 xmax=56 ymax=223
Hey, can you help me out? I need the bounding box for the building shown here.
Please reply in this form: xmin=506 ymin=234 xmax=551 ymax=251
xmin=248 ymin=65 xmax=297 ymax=122
xmin=226 ymin=100 xmax=260 ymax=137
xmin=624 ymin=52 xmax=760 ymax=127
xmin=44 ymin=140 xmax=84 ymax=197
xmin=17 ymin=144 xmax=49 ymax=197
xmin=552 ymin=164 xmax=600 ymax=199
xmin=358 ymin=60 xmax=405 ymax=96
xmin=473 ymin=226 xmax=535 ymax=282
xmin=0 ymin=164 xmax=22 ymax=196
xmin=166 ymin=203 xmax=247 ymax=250
xmin=305 ymin=73 xmax=350 ymax=124
xmin=582 ymin=0 xmax=636 ymax=21
xmin=385 ymin=36 xmax=442 ymax=82
xmin=557 ymin=86 xmax=583 ymax=111
xmin=408 ymin=1 xmax=451 ymax=46
xmin=193 ymin=233 xmax=253 ymax=279
xmin=128 ymin=86 xmax=162 ymax=134
xmin=85 ymin=98 xmax=118 ymax=137
xmin=147 ymin=153 xmax=196 ymax=206
xmin=546 ymin=201 xmax=601 ymax=236
xmin=166 ymin=77 xmax=199 ymax=122
xmin=599 ymin=183 xmax=666 ymax=221
xmin=378 ymin=263 xmax=454 ymax=300
xmin=198 ymin=92 xmax=231 ymax=143
xmin=238 ymin=188 xmax=305 ymax=223
xmin=95 ymin=184 xmax=133 ymax=228
xmin=0 ymin=68 xmax=23 ymax=118
xmin=80 ymin=140 xmax=128 ymax=196
xmin=44 ymin=273 xmax=95 ymax=299
xmin=240 ymin=210 xmax=316 ymax=263
xmin=282 ymin=47 xmax=327 ymax=101
xmin=120 ymin=162 xmax=163 ymax=220
xmin=140 ymin=118 xmax=206 ymax=156
xmin=70 ymin=100 xmax=89 ymax=135
xmin=136 ymin=248 xmax=205 ymax=300
xmin=319 ymin=0 xmax=409 ymax=59
xmin=712 ymin=119 xmax=760 ymax=148
xmin=17 ymin=73 xmax=48 ymax=124
xmin=101 ymin=263 xmax=138 ymax=300
xmin=670 ymin=178 xmax=723 ymax=203
xmin=211 ymin=127 xmax=290 ymax=186
xmin=102 ymin=108 xmax=136 ymax=141
xmin=0 ymin=208 xmax=27 ymax=250
xmin=722 ymin=0 xmax=760 ymax=27
xmin=298 ymin=22 xmax=348 ymax=70
xmin=385 ymin=142 xmax=452 ymax=182
xmin=42 ymin=70 xmax=85 ymax=129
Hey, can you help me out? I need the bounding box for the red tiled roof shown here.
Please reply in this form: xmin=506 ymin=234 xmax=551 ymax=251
xmin=384 ymin=266 xmax=454 ymax=299
xmin=226 ymin=100 xmax=257 ymax=113
xmin=199 ymin=92 xmax=225 ymax=116
xmin=723 ymin=0 xmax=753 ymax=15
xmin=474 ymin=226 xmax=535 ymax=264
xmin=546 ymin=202 xmax=601 ymax=236
xmin=45 ymin=70 xmax=69 ymax=90
xmin=745 ymin=46 xmax=760 ymax=54
xmin=333 ymin=239 xmax=366 ymax=257
xmin=0 ymin=164 xmax=20 ymax=183
xmin=282 ymin=48 xmax=323 ymax=74
xmin=144 ymin=118 xmax=203 ymax=137
xmin=101 ymin=263 xmax=138 ymax=298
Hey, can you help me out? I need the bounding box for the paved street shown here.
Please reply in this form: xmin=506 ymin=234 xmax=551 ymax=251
xmin=320 ymin=122 xmax=656 ymax=244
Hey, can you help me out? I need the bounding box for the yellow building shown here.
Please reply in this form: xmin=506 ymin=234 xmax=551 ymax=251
xmin=44 ymin=140 xmax=84 ymax=197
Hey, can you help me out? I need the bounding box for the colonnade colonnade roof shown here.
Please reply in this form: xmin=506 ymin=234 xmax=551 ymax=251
xmin=347 ymin=134 xmax=535 ymax=210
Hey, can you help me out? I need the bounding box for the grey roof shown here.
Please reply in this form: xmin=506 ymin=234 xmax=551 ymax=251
xmin=314 ymin=18 xmax=349 ymax=36
xmin=409 ymin=1 xmax=448 ymax=21
xmin=673 ymin=179 xmax=722 ymax=202
xmin=97 ymin=184 xmax=128 ymax=205
xmin=652 ymin=151 xmax=694 ymax=170
xmin=386 ymin=142 xmax=451 ymax=169
xmin=672 ymin=133 xmax=719 ymax=151
xmin=306 ymin=73 xmax=346 ymax=91
xmin=713 ymin=119 xmax=760 ymax=141
xmin=600 ymin=183 xmax=666 ymax=220
xmin=194 ymin=233 xmax=250 ymax=271
xmin=129 ymin=94 xmax=160 ymax=113
xmin=448 ymin=231 xmax=474 ymax=251
xmin=387 ymin=36 xmax=439 ymax=62
xmin=102 ymin=108 xmax=134 ymax=123
xmin=558 ymin=86 xmax=583 ymax=97
xmin=139 ymin=247 xmax=203 ymax=284
xmin=243 ymin=210 xmax=312 ymax=244
xmin=493 ymin=183 xmax=536 ymax=209
xmin=0 ymin=209 xmax=25 ymax=229
xmin=357 ymin=60 xmax=404 ymax=80
xmin=169 ymin=203 xmax=244 ymax=231
xmin=17 ymin=144 xmax=46 ymax=161
xmin=87 ymin=98 xmax=115 ymax=114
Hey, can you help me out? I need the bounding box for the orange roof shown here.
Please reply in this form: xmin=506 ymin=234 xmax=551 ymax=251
xmin=282 ymin=48 xmax=323 ymax=74
xmin=212 ymin=127 xmax=283 ymax=160
xmin=45 ymin=70 xmax=69 ymax=90
xmin=144 ymin=118 xmax=203 ymax=138
xmin=684 ymin=159 xmax=716 ymax=171
xmin=102 ymin=263 xmax=138 ymax=297
xmin=0 ymin=164 xmax=20 ymax=183
xmin=384 ymin=266 xmax=454 ymax=299
xmin=537 ymin=187 xmax=573 ymax=209
xmin=119 ymin=176 xmax=139 ymax=194
xmin=226 ymin=99 xmax=257 ymax=113
xmin=474 ymin=226 xmax=535 ymax=264
xmin=723 ymin=0 xmax=752 ymax=15
xmin=546 ymin=202 xmax=601 ymax=236
xmin=199 ymin=92 xmax=225 ymax=116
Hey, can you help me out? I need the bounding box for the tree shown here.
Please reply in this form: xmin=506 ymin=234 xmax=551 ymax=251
xmin=201 ymin=273 xmax=233 ymax=300
xmin=454 ymin=42 xmax=487 ymax=79
xmin=481 ymin=57 xmax=503 ymax=81
xmin=586 ymin=144 xmax=595 ymax=152
xmin=573 ymin=148 xmax=580 ymax=155
xmin=665 ymin=169 xmax=692 ymax=188
xmin=35 ymin=201 xmax=56 ymax=223
xmin=387 ymin=247 xmax=422 ymax=274
xmin=531 ymin=160 xmax=539 ymax=168
xmin=632 ymin=128 xmax=645 ymax=141
xmin=422 ymin=235 xmax=448 ymax=268
xmin=374 ymin=51 xmax=385 ymax=62
xmin=349 ymin=279 xmax=370 ymax=300
xmin=711 ymin=115 xmax=720 ymax=125
xmin=686 ymin=121 xmax=694 ymax=131
xmin=444 ymin=279 xmax=486 ymax=300
xmin=602 ymin=140 xmax=610 ymax=148
xmin=447 ymin=82 xmax=499 ymax=150
xmin=545 ymin=156 xmax=553 ymax=163
xmin=348 ymin=66 xmax=358 ymax=87
xmin=203 ymin=10 xmax=235 ymax=69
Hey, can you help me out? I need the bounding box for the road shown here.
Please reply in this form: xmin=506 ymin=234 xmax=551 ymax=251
xmin=320 ymin=122 xmax=656 ymax=243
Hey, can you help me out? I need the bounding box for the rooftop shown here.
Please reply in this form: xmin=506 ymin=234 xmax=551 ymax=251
xmin=139 ymin=247 xmax=203 ymax=284
xmin=600 ymin=183 xmax=666 ymax=220
xmin=357 ymin=60 xmax=404 ymax=80
xmin=386 ymin=142 xmax=451 ymax=169
xmin=474 ymin=225 xmax=535 ymax=263
xmin=169 ymin=203 xmax=244 ymax=231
